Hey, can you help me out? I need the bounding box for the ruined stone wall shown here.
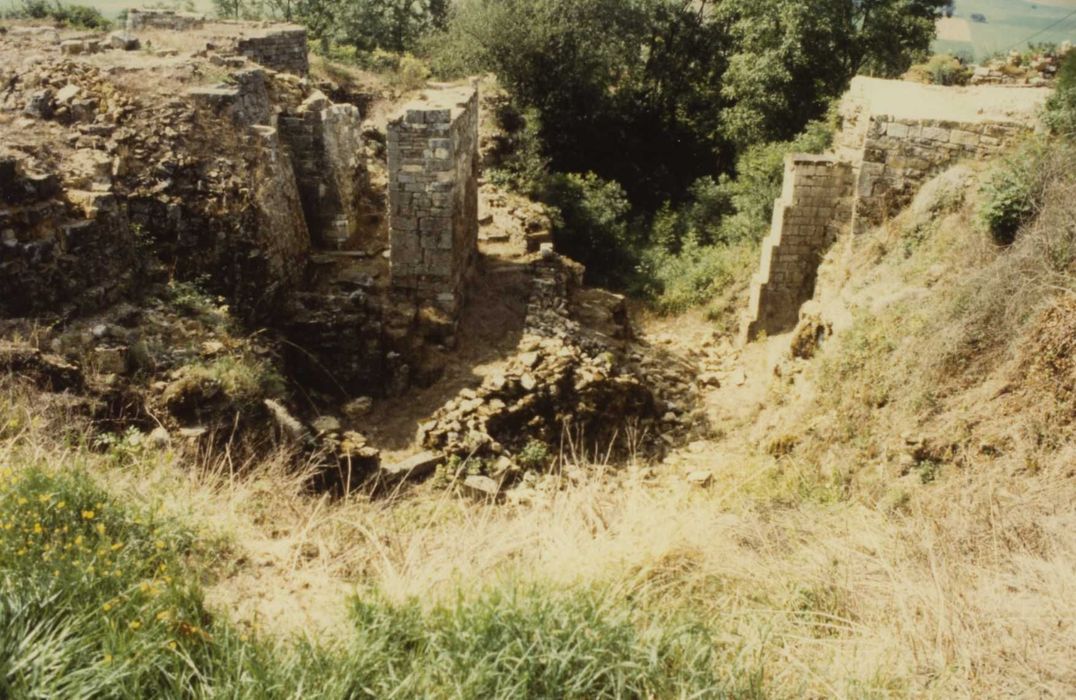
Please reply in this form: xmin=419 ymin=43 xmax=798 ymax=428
xmin=0 ymin=155 xmax=139 ymax=317
xmin=126 ymin=8 xmax=205 ymax=31
xmin=851 ymin=116 xmax=1026 ymax=232
xmin=744 ymin=155 xmax=852 ymax=341
xmin=235 ymin=28 xmax=309 ymax=76
xmin=277 ymin=92 xmax=364 ymax=248
xmin=387 ymin=86 xmax=479 ymax=320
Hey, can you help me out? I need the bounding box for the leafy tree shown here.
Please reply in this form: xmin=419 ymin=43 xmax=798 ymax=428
xmin=293 ymin=0 xmax=448 ymax=54
xmin=436 ymin=0 xmax=732 ymax=209
xmin=718 ymin=0 xmax=947 ymax=146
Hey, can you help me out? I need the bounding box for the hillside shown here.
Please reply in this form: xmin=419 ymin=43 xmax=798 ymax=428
xmin=2 ymin=11 xmax=1076 ymax=699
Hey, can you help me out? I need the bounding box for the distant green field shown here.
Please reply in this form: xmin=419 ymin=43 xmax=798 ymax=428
xmin=1 ymin=0 xmax=215 ymax=20
xmin=934 ymin=0 xmax=1076 ymax=60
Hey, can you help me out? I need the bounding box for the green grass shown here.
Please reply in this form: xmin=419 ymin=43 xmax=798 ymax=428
xmin=0 ymin=463 xmax=729 ymax=698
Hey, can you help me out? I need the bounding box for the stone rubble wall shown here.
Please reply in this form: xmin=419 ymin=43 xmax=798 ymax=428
xmin=235 ymin=28 xmax=309 ymax=76
xmin=744 ymin=156 xmax=853 ymax=341
xmin=125 ymin=8 xmax=205 ymax=32
xmin=277 ymin=92 xmax=364 ymax=248
xmin=387 ymin=88 xmax=479 ymax=332
xmin=0 ymin=155 xmax=138 ymax=317
xmin=850 ymin=116 xmax=1026 ymax=232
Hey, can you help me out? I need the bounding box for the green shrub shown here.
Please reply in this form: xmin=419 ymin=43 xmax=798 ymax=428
xmin=543 ymin=172 xmax=639 ymax=287
xmin=516 ymin=439 xmax=551 ymax=470
xmin=6 ymin=0 xmax=110 ymax=28
xmin=1046 ymin=52 xmax=1076 ymax=136
xmin=979 ymin=140 xmax=1049 ymax=245
xmin=639 ymin=237 xmax=757 ymax=314
xmin=904 ymin=54 xmax=971 ymax=86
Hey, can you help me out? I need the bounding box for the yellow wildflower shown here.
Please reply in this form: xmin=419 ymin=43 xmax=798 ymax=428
xmin=111 ymin=543 xmax=122 ymax=551
xmin=56 ymin=501 xmax=66 ymax=510
xmin=17 ymin=497 xmax=27 ymax=505
xmin=81 ymin=510 xmax=95 ymax=520
xmin=96 ymin=524 xmax=106 ymax=535
xmin=33 ymin=523 xmax=42 ymax=534
xmin=103 ymin=602 xmax=112 ymax=612
xmin=155 ymin=540 xmax=165 ymax=550
xmin=129 ymin=620 xmax=141 ymax=631
xmin=156 ymin=610 xmax=171 ymax=622
xmin=38 ymin=494 xmax=50 ymax=504
xmin=167 ymin=641 xmax=177 ymax=651
xmin=102 ymin=654 xmax=113 ymax=664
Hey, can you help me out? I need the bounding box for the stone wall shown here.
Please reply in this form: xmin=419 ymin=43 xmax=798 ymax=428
xmin=0 ymin=154 xmax=139 ymax=317
xmin=125 ymin=8 xmax=205 ymax=31
xmin=235 ymin=27 xmax=309 ymax=76
xmin=186 ymin=67 xmax=272 ymax=127
xmin=387 ymin=86 xmax=479 ymax=322
xmin=277 ymin=91 xmax=364 ymax=248
xmin=744 ymin=155 xmax=852 ymax=341
xmin=850 ymin=116 xmax=1026 ymax=232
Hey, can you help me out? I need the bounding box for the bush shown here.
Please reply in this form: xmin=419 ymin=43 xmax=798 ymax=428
xmin=979 ymin=139 xmax=1050 ymax=245
xmin=638 ymin=237 xmax=757 ymax=314
xmin=543 ymin=172 xmax=639 ymax=287
xmin=1045 ymin=52 xmax=1076 ymax=136
xmin=904 ymin=54 xmax=971 ymax=86
xmin=7 ymin=0 xmax=110 ymax=28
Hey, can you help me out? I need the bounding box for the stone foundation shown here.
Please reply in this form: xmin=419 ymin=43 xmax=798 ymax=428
xmin=387 ymin=85 xmax=479 ymax=324
xmin=744 ymin=156 xmax=852 ymax=340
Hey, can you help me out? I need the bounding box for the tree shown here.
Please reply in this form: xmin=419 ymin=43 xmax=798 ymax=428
xmin=292 ymin=0 xmax=448 ymax=53
xmin=718 ymin=0 xmax=947 ymax=146
xmin=438 ymin=0 xmax=732 ymax=209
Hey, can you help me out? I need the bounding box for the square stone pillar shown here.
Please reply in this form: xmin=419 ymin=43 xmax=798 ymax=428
xmin=387 ymin=85 xmax=479 ymax=320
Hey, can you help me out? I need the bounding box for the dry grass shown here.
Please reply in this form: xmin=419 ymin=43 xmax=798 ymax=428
xmin=5 ymin=368 xmax=1075 ymax=696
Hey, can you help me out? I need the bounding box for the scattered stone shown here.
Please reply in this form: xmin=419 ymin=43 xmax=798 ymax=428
xmin=264 ymin=399 xmax=307 ymax=441
xmin=147 ymin=426 xmax=171 ymax=449
xmin=686 ymin=470 xmax=713 ymax=488
xmin=461 ymin=474 xmax=501 ymax=500
xmin=108 ymin=31 xmax=140 ymax=50
xmin=343 ymin=396 xmax=374 ymax=418
xmin=311 ymin=415 xmax=341 ymax=434
xmin=381 ymin=450 xmax=442 ymax=482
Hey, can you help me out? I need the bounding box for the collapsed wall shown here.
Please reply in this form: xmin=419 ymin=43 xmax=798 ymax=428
xmin=387 ymin=86 xmax=480 ymax=327
xmin=743 ymin=76 xmax=1048 ymax=340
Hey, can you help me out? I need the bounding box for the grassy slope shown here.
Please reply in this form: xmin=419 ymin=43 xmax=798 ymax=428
xmin=3 ymin=141 xmax=1076 ymax=697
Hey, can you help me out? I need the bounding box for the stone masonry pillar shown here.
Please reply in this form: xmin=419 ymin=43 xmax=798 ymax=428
xmin=387 ymin=85 xmax=479 ymax=322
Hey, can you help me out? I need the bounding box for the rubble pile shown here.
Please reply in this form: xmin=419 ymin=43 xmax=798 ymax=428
xmin=419 ymin=254 xmax=658 ymax=471
xmin=970 ymin=44 xmax=1070 ymax=86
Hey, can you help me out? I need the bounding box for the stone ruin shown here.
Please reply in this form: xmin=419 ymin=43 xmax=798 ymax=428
xmin=124 ymin=9 xmax=309 ymax=76
xmin=743 ymin=76 xmax=1049 ymax=341
xmin=387 ymin=86 xmax=480 ymax=324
